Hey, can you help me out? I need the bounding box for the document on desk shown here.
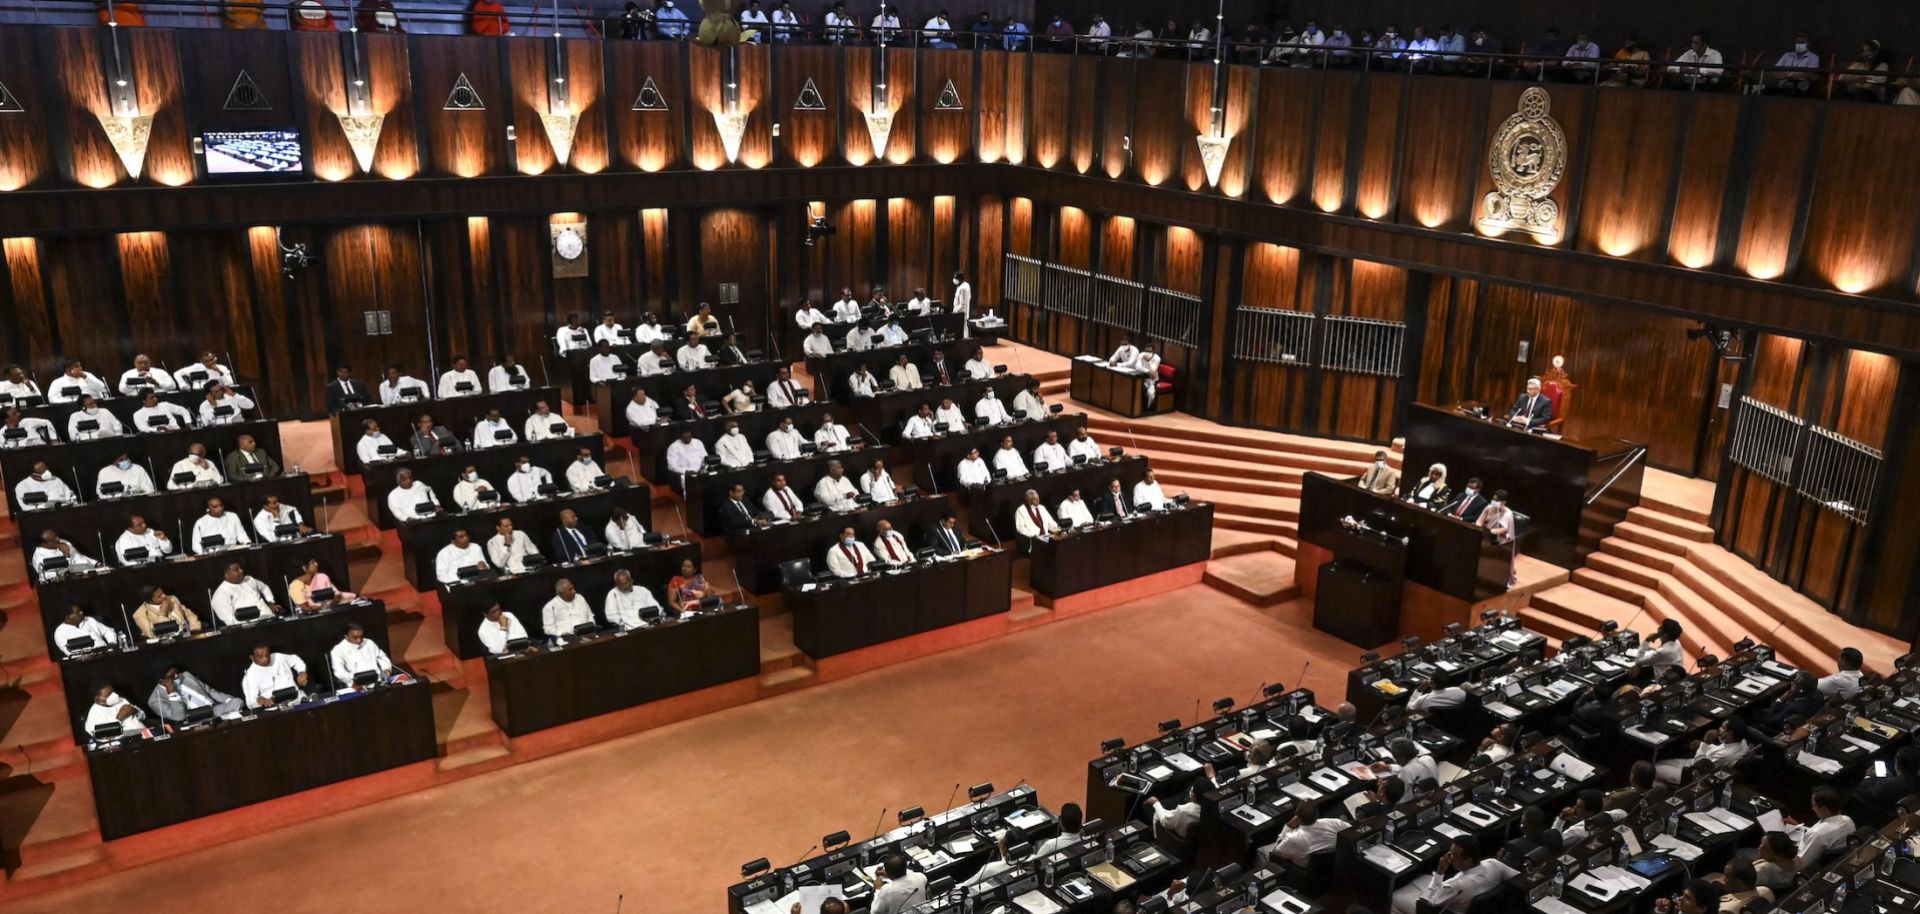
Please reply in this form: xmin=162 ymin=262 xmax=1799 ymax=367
xmin=1734 ymin=676 xmax=1772 ymax=696
xmin=1591 ymin=866 xmax=1651 ymax=891
xmin=1794 ymin=749 xmax=1843 ymax=775
xmin=1297 ymin=705 xmax=1326 ymax=723
xmin=1007 ymin=808 xmax=1051 ymax=831
xmin=1567 ymin=874 xmax=1617 ymax=901
xmin=1482 ymin=701 xmax=1521 ymax=720
xmin=1549 ymin=752 xmax=1597 ymax=781
xmin=1235 ymin=806 xmax=1275 ymax=828
xmin=906 ymin=845 xmax=954 ymax=869
xmin=1682 ymin=812 xmax=1740 ymax=836
xmin=1433 ymin=822 xmax=1468 ymax=840
xmin=1843 ymin=733 xmax=1882 ymax=753
xmin=1532 ymin=895 xmax=1587 ymax=914
xmin=1262 ymin=887 xmax=1314 ymax=914
xmin=1281 ymin=781 xmax=1324 ymax=802
xmin=1162 ymin=751 xmax=1203 ymax=772
xmin=1361 ymin=843 xmax=1416 ymax=873
xmin=1624 ymin=725 xmax=1671 ymax=746
xmin=1086 ymin=862 xmax=1137 ymax=890
xmin=1453 ymin=803 xmax=1499 ymax=826
xmin=947 ymin=833 xmax=982 ymax=856
xmin=747 ymin=886 xmax=847 ymax=914
xmin=1142 ymin=764 xmax=1176 ymax=781
xmin=1014 ymin=890 xmax=1065 ymax=914
xmin=1438 ymin=761 xmax=1469 ymax=784
xmin=1344 ymin=792 xmax=1373 ymax=817
xmin=1649 ymin=834 xmax=1704 ymax=862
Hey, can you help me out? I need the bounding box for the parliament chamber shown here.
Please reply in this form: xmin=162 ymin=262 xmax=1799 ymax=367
xmin=3 ymin=2 xmax=1920 ymax=912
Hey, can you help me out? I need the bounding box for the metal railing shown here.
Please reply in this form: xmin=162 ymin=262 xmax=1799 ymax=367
xmin=1318 ymin=314 xmax=1404 ymax=377
xmin=1728 ymin=396 xmax=1805 ymax=486
xmin=1796 ymin=426 xmax=1882 ymax=525
xmin=1231 ymin=306 xmax=1314 ymax=366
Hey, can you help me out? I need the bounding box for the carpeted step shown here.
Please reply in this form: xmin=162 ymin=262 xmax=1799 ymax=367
xmin=1152 ymin=471 xmax=1301 ymax=500
xmin=1528 ymin=582 xmax=1636 ymax=635
xmin=1519 ymin=606 xmax=1592 ymax=646
xmin=1098 ymin=432 xmax=1366 ymax=478
xmin=1140 ymin=453 xmax=1311 ymax=485
xmin=1212 ymin=515 xmax=1299 ymax=540
xmin=1685 ymin=546 xmax=1904 ymax=671
xmin=1584 ymin=552 xmax=1665 ymax=590
xmin=1626 ymin=506 xmax=1713 ymax=543
xmin=1639 ymin=496 xmax=1711 ymax=527
xmin=1212 ymin=529 xmax=1281 ymax=559
xmin=1598 ymin=536 xmax=1680 ymax=573
xmin=1081 ymin=416 xmax=1382 ymax=463
xmin=1203 ymin=552 xmax=1299 ymax=607
xmin=1612 ymin=522 xmax=1697 ymax=558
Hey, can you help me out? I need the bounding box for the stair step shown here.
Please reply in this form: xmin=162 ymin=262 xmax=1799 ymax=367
xmin=1626 ymin=506 xmax=1713 ymax=542
xmin=1528 ymin=582 xmax=1637 ymax=633
xmin=437 ymin=744 xmax=513 ymax=772
xmin=758 ymin=666 xmax=817 ymax=697
xmin=1598 ymin=536 xmax=1680 ymax=571
xmin=1613 ymin=522 xmax=1697 ymax=558
xmin=1584 ymin=552 xmax=1664 ymax=590
xmin=1203 ymin=552 xmax=1298 ymax=607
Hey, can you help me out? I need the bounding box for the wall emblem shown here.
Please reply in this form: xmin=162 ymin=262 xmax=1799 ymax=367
xmin=1478 ymin=87 xmax=1566 ymax=240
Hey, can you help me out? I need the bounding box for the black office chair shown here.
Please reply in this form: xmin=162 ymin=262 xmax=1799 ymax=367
xmin=778 ymin=558 xmax=814 ymax=589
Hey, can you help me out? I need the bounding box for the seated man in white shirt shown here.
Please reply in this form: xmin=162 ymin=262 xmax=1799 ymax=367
xmin=487 ymin=516 xmax=541 ymax=573
xmin=1264 ymin=799 xmax=1350 ymax=867
xmin=0 ymin=365 xmax=42 ymax=403
xmin=826 ymin=526 xmax=879 ymax=578
xmin=85 ymin=684 xmax=147 ymax=739
xmin=437 ymin=356 xmax=483 ymax=398
xmin=637 ymin=341 xmax=674 ymax=376
xmin=507 ymin=456 xmax=558 ymax=502
xmin=132 ymin=390 xmax=193 ymax=432
xmin=871 ymin=856 xmax=929 ymax=914
xmin=906 ymin=288 xmax=933 ymax=315
xmin=330 ymin=623 xmax=394 ymax=686
xmin=721 ymin=381 xmax=759 ymax=414
xmin=860 ymin=459 xmax=898 ymax=502
xmin=963 ymin=351 xmax=994 ymax=381
xmin=604 ymin=508 xmax=648 ymax=551
xmin=625 ymin=389 xmax=662 ymax=427
xmin=115 ymin=515 xmax=173 ymax=564
xmin=955 ymin=447 xmax=991 ymax=487
xmin=675 ymin=336 xmax=712 ymax=372
xmin=357 ymin=420 xmax=401 ymax=465
xmin=871 ymin=519 xmax=914 ymax=566
xmin=119 ymin=354 xmax=178 ymax=395
xmin=802 ymin=324 xmax=835 ymax=358
xmin=147 ymin=665 xmax=243 ymax=722
xmin=974 ymin=387 xmax=1013 ymax=425
xmin=53 ymin=605 xmax=118 ymax=656
xmin=212 ymin=562 xmax=279 ymax=625
xmin=2 ymin=407 xmax=58 ymax=447
xmin=714 ymin=421 xmax=755 ymax=468
xmin=254 ymin=494 xmax=313 ymax=541
xmin=1388 ymin=836 xmax=1516 ymax=914
xmin=488 ymin=355 xmax=530 ymax=393
xmin=847 ymin=364 xmax=880 ymax=398
xmin=379 ymin=365 xmax=428 ymax=405
xmin=830 ymin=289 xmax=862 ymax=324
xmin=664 ymin=430 xmax=709 ymax=485
xmin=814 ymin=461 xmax=860 ymax=512
xmin=68 ymin=396 xmax=125 ymax=439
xmin=436 ymin=529 xmax=490 ymax=585
xmin=524 ymin=401 xmax=574 ymax=441
xmin=1148 ymin=789 xmax=1203 ymax=845
xmin=1406 ymin=671 xmax=1468 ymax=713
xmin=592 ymin=311 xmax=628 ymax=345
xmin=589 ymin=341 xmax=630 ymax=383
xmin=387 ymin=468 xmax=445 ymax=522
xmin=795 ymin=301 xmax=830 ymax=330
xmin=762 ymin=474 xmax=806 ymax=522
xmin=814 ymin=415 xmax=852 ymax=451
xmin=604 ymin=570 xmax=664 ymax=630
xmin=453 ymin=466 xmax=501 ymax=511
xmin=48 ymin=359 xmax=110 ymax=403
xmin=991 ymin=436 xmax=1029 ymax=479
xmin=478 ymin=604 xmax=531 ymax=654
xmin=565 ymin=446 xmax=609 ymax=491
xmin=1793 ymin=787 xmax=1856 ymax=870
xmin=879 ymin=319 xmax=909 ymax=347
xmin=889 ymin=354 xmax=924 ymax=391
xmin=1012 ymin=380 xmax=1048 ymax=421
xmin=556 ymin=314 xmax=593 ymax=354
xmin=1109 ymin=336 xmax=1141 ymax=366
xmin=96 ymin=452 xmax=155 ymax=498
xmin=1057 ymin=489 xmax=1095 ymax=529
xmin=15 ymin=461 xmax=78 ymax=507
xmin=766 ymin=367 xmax=809 ymax=409
xmin=191 ymin=497 xmax=249 ymax=552
xmin=1655 ymin=717 xmax=1753 ymax=784
xmin=1065 ymin=429 xmax=1102 ymax=464
xmin=844 ymin=321 xmax=875 ymax=353
xmin=472 ymin=407 xmax=516 ymax=449
xmin=1013 ymin=489 xmax=1060 ymax=539
xmin=903 ymin=404 xmax=939 ymax=439
xmin=1134 ymin=344 xmax=1163 ymax=405
xmin=634 ymin=315 xmax=666 ymax=344
xmin=1818 ymin=648 xmax=1865 ymax=700
xmin=1032 ymin=430 xmax=1069 ymax=472
xmin=178 ymin=352 xmax=237 ymax=390
xmin=542 ymin=578 xmax=598 ymax=638
xmin=1133 ymin=469 xmax=1168 ymax=509
xmin=168 ymin=444 xmax=225 ymax=491
xmin=240 ymin=644 xmax=309 ymax=708
xmin=32 ymin=529 xmax=100 ymax=578
xmin=765 ymin=417 xmax=805 ymax=460
xmin=932 ymin=396 xmax=968 ymax=431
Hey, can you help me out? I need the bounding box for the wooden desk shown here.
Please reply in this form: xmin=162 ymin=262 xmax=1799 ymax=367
xmin=804 ymin=337 xmax=980 ymax=401
xmin=961 ymin=455 xmax=1150 ymax=541
xmin=678 ymin=444 xmax=906 ymax=537
xmin=329 ymin=386 xmax=558 ymax=476
xmin=2 ymin=418 xmax=283 ymax=515
xmin=12 ymin=472 xmax=316 ymax=571
xmin=730 ymin=493 xmax=953 ymax=594
xmin=590 ymin=361 xmax=785 ymax=430
xmin=394 ymin=484 xmax=656 ymax=590
xmin=1028 ymin=502 xmax=1213 ymax=597
xmin=785 ymin=548 xmax=1012 ymax=657
xmin=847 ymin=374 xmax=1029 ymax=443
xmin=902 ymin=414 xmax=1089 ymax=492
xmin=1069 ymin=358 xmax=1149 ymax=418
xmin=438 ymin=541 xmax=699 ymax=658
xmin=361 ymin=434 xmax=603 ymax=529
xmin=625 ymin=402 xmax=837 ymax=485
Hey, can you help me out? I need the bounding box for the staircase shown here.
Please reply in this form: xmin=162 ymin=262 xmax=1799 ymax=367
xmin=1523 ymin=498 xmax=1905 ymax=673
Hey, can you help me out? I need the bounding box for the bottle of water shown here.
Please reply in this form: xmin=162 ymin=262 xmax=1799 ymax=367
xmin=1718 ymin=777 xmax=1733 ymax=809
xmin=1834 ymin=879 xmax=1849 ymax=909
xmin=1667 ymin=806 xmax=1682 ymax=836
xmin=1551 ymin=865 xmax=1566 ymax=899
xmin=1385 ymin=816 xmax=1398 ymax=843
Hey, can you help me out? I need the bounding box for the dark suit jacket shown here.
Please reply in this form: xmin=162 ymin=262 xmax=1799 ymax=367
xmin=1508 ymin=391 xmax=1553 ymax=428
xmin=410 ymin=426 xmax=460 ymax=457
xmin=326 ymin=378 xmax=369 ymax=413
xmin=719 ymin=345 xmax=752 ymax=366
xmin=720 ymin=498 xmax=759 ymax=534
xmin=1442 ymin=492 xmax=1487 ymax=523
xmin=927 ymin=358 xmax=956 ymax=386
xmin=549 ymin=524 xmax=601 ymax=562
xmin=674 ymin=397 xmax=709 ymax=421
xmin=1855 ymin=774 xmax=1918 ymax=811
xmin=223 ymin=448 xmax=283 ymax=480
xmin=1098 ymin=490 xmax=1134 ymax=519
xmin=930 ymin=524 xmax=967 ymax=556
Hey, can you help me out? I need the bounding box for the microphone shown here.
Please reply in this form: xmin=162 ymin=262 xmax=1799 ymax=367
xmin=1618 ymin=604 xmax=1647 ymax=639
xmin=925 ymin=463 xmax=940 ymax=496
xmin=538 ymin=354 xmax=553 ymax=388
xmin=615 ymin=895 xmax=623 ymax=914
xmin=984 ymin=517 xmax=1004 ymax=546
xmin=867 ymin=806 xmax=890 ymax=843
xmin=1298 ymin=661 xmax=1310 ymax=691
xmin=856 ymin=422 xmax=883 ymax=447
xmin=941 ymin=781 xmax=963 ymax=814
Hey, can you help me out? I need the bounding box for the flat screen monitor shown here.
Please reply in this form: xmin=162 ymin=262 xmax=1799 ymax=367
xmin=202 ymin=129 xmax=304 ymax=175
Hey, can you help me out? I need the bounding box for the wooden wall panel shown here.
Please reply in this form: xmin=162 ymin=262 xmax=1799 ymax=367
xmin=610 ymin=40 xmax=686 ymax=172
xmin=771 ymin=45 xmax=838 ymax=168
xmin=494 ymin=217 xmax=554 ymax=366
xmin=1310 ymin=71 xmax=1356 ymax=213
xmin=881 ymin=47 xmax=917 ymax=165
xmin=639 ymin=208 xmax=672 ymax=316
xmin=1100 ymin=215 xmax=1136 ymax=276
xmin=699 ymin=208 xmax=768 ymax=337
xmin=510 ymin=40 xmax=610 ymax=176
xmin=919 ymin=49 xmax=973 ymax=166
xmin=0 ymin=239 xmax=56 ymax=373
xmin=1008 ymin=196 xmax=1032 ymax=257
xmin=842 ymin=49 xmax=879 ymax=166
xmin=976 ymin=52 xmax=1007 ymax=164
xmin=1352 ymin=78 xmax=1402 ymax=220
xmin=1130 ymin=59 xmax=1188 ymax=189
xmin=1001 ymin=52 xmax=1027 ymax=166
xmin=41 ymin=235 xmax=126 ymax=370
xmin=1243 ymin=242 xmax=1300 ymax=311
xmin=425 ymin=219 xmax=475 ymax=361
xmin=1831 ymin=350 xmax=1901 ymax=450
xmin=175 ymin=28 xmax=293 ymax=135
xmin=975 ymin=195 xmax=1004 ymax=306
xmin=173 ymin=231 xmax=276 ymax=407
xmin=1056 ymin=206 xmax=1091 ymax=269
xmin=124 ymin=30 xmax=194 ymax=188
xmin=361 ymin=33 xmax=421 ymax=180
xmin=1340 ymin=259 xmax=1405 ymax=320
xmin=294 ymin=33 xmax=357 ymax=184
xmin=1575 ymin=89 xmax=1685 ymax=261
xmin=1250 ymin=69 xmax=1316 ymax=207
xmin=1164 ymin=225 xmax=1202 ymax=296
xmin=323 ymin=224 xmax=431 ymax=376
xmin=50 ymin=30 xmax=138 ymax=189
xmin=411 ymin=35 xmax=508 ymax=179
xmin=1395 ymin=77 xmax=1483 ymax=232
xmin=886 ymin=197 xmax=930 ymax=296
xmin=592 ymin=211 xmax=640 ymax=325
xmin=1068 ymin=56 xmax=1098 ymax=175
xmin=257 ymin=225 xmax=329 ymax=417
xmin=1028 ymin=54 xmax=1071 ymax=171
xmin=1097 ymin=57 xmax=1132 ymax=180
xmin=690 ymin=43 xmax=772 ymax=171
xmin=1665 ymin=95 xmax=1739 ymax=269
xmin=1798 ymin=106 xmax=1920 ymax=297
xmin=1733 ymin=103 xmax=1818 ymax=281
xmin=116 ymin=232 xmax=180 ymax=358
xmin=930 ymin=196 xmax=958 ymax=300
xmin=0 ymin=29 xmax=53 ymax=191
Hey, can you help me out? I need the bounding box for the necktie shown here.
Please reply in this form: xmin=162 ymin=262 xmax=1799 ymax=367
xmin=937 ymin=363 xmax=949 ymax=384
xmin=1116 ymin=494 xmax=1127 ymax=516
xmin=692 ymin=399 xmax=704 ymax=418
xmin=843 ymin=544 xmax=864 ymax=574
xmin=1455 ymin=498 xmax=1470 ymax=518
xmin=569 ymin=528 xmax=585 ymax=557
xmin=883 ymin=535 xmax=899 ymax=561
xmin=946 ymin=528 xmax=959 ymax=551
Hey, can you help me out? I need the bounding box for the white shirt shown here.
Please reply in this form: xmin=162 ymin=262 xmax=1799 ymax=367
xmin=765 ymin=427 xmax=804 ymax=460
xmin=508 ymin=466 xmax=555 ymax=502
xmin=826 ymin=540 xmax=878 ymax=578
xmin=890 ymin=363 xmax=923 ymax=391
xmin=589 ymin=353 xmax=628 ymax=383
xmin=487 ymin=530 xmax=539 ymax=573
xmin=907 ymin=296 xmax=932 ymax=314
xmin=952 ymin=281 xmax=972 ymax=318
xmin=170 ymin=455 xmax=225 ymax=489
xmin=542 ymin=594 xmax=596 ymax=635
xmin=1632 ymin=639 xmax=1684 ymax=677
xmin=1266 ymin=818 xmax=1350 ymax=866
xmin=903 ymin=415 xmax=938 ymax=439
xmin=357 ymin=433 xmax=399 ymax=464
xmin=556 ymin=325 xmax=593 ymax=353
xmin=879 ymin=325 xmax=908 ymax=346
xmin=1134 ymin=480 xmax=1168 ymax=509
xmin=379 ymin=376 xmax=427 ymax=404
xmin=795 ymin=306 xmax=829 ymax=328
xmin=0 ymin=378 xmax=43 ymax=401
xmin=992 ymin=446 xmax=1029 ymax=479
xmin=212 ymin=576 xmax=277 ymax=625
xmin=478 ymin=612 xmax=530 ymax=653
xmin=1067 ymin=435 xmax=1101 ymax=461
xmin=525 ymin=412 xmax=573 ymax=441
xmin=54 ymin=617 xmax=118 ymax=656
xmin=592 ymin=322 xmax=628 ymax=345
xmin=387 ymin=482 xmax=442 ymax=521
xmin=133 ymin=402 xmax=194 ymax=431
xmin=763 ymin=485 xmax=804 ymax=520
xmin=638 ymin=350 xmax=673 ymax=376
xmin=2 ymin=417 xmax=57 ymax=446
xmin=115 ymin=527 xmax=173 ymax=563
xmin=665 ymin=439 xmax=709 ymax=475
xmin=844 ymin=326 xmax=873 ymax=352
xmin=1013 ymin=390 xmax=1047 ymax=421
xmin=33 ymin=541 xmax=98 ymax=575
xmin=96 ymin=462 xmax=155 ymax=497
xmin=956 ymin=457 xmax=990 ymax=487
xmin=68 ymin=408 xmax=125 ymax=439
xmin=964 ymin=358 xmax=993 ymax=381
xmin=566 ymin=458 xmax=606 ymax=491
xmin=330 ymin=638 xmax=393 ymax=684
xmin=815 ymin=474 xmax=859 ymax=511
xmin=814 ymin=422 xmax=851 ymax=451
xmin=934 ymin=404 xmax=968 ymax=429
xmin=16 ymin=474 xmax=77 ymax=506
xmin=847 ymin=371 xmax=879 ymax=398
xmin=767 ymin=378 xmax=807 ymax=408
xmin=1014 ymin=502 xmax=1059 ymax=537
xmin=473 ymin=417 xmax=516 ymax=448
xmin=715 ymin=432 xmax=754 ymax=467
xmin=1057 ymin=496 xmax=1094 ymax=528
xmin=48 ymin=371 xmax=109 ymax=403
xmin=605 ymin=517 xmax=647 ymax=551
xmin=1032 ymin=442 xmax=1069 ymax=472
xmin=254 ymin=505 xmax=305 ymax=540
xmin=86 ymin=692 xmax=143 ymax=736
xmin=119 ymin=367 xmax=178 ymax=395
xmin=488 ymin=364 xmax=529 ymax=392
xmin=1152 ymin=799 xmax=1202 ymax=840
xmin=871 ymin=871 xmax=929 ymax=914
xmin=831 ymin=298 xmax=863 ymax=322
xmin=1109 ymin=344 xmax=1140 ymax=365
xmin=975 ymin=395 xmax=1012 ymax=425
xmin=860 ymin=470 xmax=897 ymax=502
xmin=241 ymin=652 xmax=308 ymax=706
xmin=1797 ymin=814 xmax=1856 ymax=869
xmin=634 ymin=322 xmax=666 ymax=344
xmin=1397 ymin=859 xmax=1518 ymax=914
xmin=437 ymin=542 xmax=488 ymax=584
xmin=1408 ymin=686 xmax=1467 ymax=712
xmin=1818 ymin=669 xmax=1863 ymax=700
xmin=1675 ymin=47 xmax=1726 ymax=78
xmin=872 ymin=529 xmax=913 ymax=565
xmin=676 ymin=344 xmax=711 ymax=372
xmin=604 ymin=585 xmax=661 ymax=630
xmin=453 ymin=476 xmax=498 ymax=510
xmin=191 ymin=512 xmax=248 ymax=552
xmin=438 ymin=369 xmax=482 ymax=398
xmin=803 ymin=333 xmax=834 ymax=358
xmin=626 ymin=396 xmax=660 ymax=427
xmin=1132 ymin=352 xmax=1162 ymax=376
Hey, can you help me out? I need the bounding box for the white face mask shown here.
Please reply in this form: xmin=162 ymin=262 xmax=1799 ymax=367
xmin=517 ymin=465 xmax=531 ymax=474
xmin=465 ymin=472 xmax=478 ymax=482
xmin=1796 ymin=42 xmax=1808 ymax=52
xmin=117 ymin=459 xmax=132 ymax=470
xmin=728 ymin=428 xmax=741 ymax=436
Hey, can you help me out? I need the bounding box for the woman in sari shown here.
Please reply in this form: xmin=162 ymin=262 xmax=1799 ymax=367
xmin=667 ymin=558 xmax=713 ymax=612
xmin=288 ymin=557 xmax=357 ymax=612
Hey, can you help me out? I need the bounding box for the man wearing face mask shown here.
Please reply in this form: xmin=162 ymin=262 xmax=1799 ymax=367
xmin=1359 ymin=450 xmax=1399 ymax=495
xmin=974 ymin=387 xmax=1013 ymax=426
xmin=507 ymin=456 xmax=555 ymax=503
xmin=133 ymin=390 xmax=193 ymax=432
xmin=1323 ymin=23 xmax=1353 ymax=66
xmin=2 ymin=406 xmax=57 ymax=447
xmin=1444 ymin=478 xmax=1488 ymax=523
xmin=722 ymin=380 xmax=759 ymax=414
xmin=814 ymin=415 xmax=851 ymax=451
xmin=1477 ymin=490 xmax=1515 ymax=544
xmin=169 ymin=444 xmax=225 ymax=490
xmin=565 ymin=447 xmax=607 ymax=491
xmin=1435 ymin=23 xmax=1464 ymax=71
xmin=85 ymin=683 xmax=148 ymax=740
xmin=873 ymin=519 xmax=914 ymax=566
xmin=826 ymin=526 xmax=878 ymax=578
xmin=1771 ymin=33 xmax=1819 ymax=95
xmin=715 ymin=421 xmax=754 ymax=468
xmin=97 ymin=451 xmax=155 ymax=498
xmin=765 ymin=418 xmax=804 ymax=460
xmin=473 ymin=407 xmax=516 ymax=449
xmin=68 ymin=395 xmax=125 ymax=439
xmin=1561 ymin=31 xmax=1600 ymax=81
xmin=453 ymin=466 xmax=499 ymax=511
xmin=1460 ymin=25 xmax=1496 ymax=77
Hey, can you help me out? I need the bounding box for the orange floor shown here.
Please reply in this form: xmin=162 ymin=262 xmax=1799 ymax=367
xmin=9 ymin=585 xmax=1365 ymax=914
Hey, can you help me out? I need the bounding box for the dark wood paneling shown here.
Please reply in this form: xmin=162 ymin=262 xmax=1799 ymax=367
xmin=919 ymin=49 xmax=973 ymax=166
xmin=1 ymin=239 xmax=56 ymax=373
xmin=774 ymin=45 xmax=840 ymax=168
xmin=1100 ymin=214 xmax=1136 ymax=276
xmin=610 ymin=40 xmax=686 ymax=173
xmin=1575 ymin=89 xmax=1685 ymax=262
xmin=975 ymin=194 xmax=1004 ymax=306
xmin=0 ymin=28 xmax=53 ymax=191
xmin=1732 ymin=103 xmax=1818 ymax=281
xmin=1002 ymin=52 xmax=1027 ymax=167
xmin=1665 ymin=95 xmax=1739 ymax=269
xmin=976 ymin=51 xmax=1007 ymax=164
xmin=1251 ymin=68 xmax=1317 ymax=207
xmin=886 ymin=196 xmax=930 ymax=295
xmin=1395 ymin=77 xmax=1483 ymax=233
xmin=1096 ymin=56 xmax=1131 ymax=180
xmin=699 ymin=208 xmax=768 ymax=337
xmin=1310 ymin=70 xmax=1358 ymax=213
xmin=1029 ymin=53 xmax=1071 ymax=172
xmin=509 ymin=39 xmax=610 ymax=177
xmin=116 ymin=231 xmax=180 ymax=357
xmin=41 ymin=234 xmax=127 ymax=371
xmin=178 ymin=29 xmax=297 ymax=136
xmin=1352 ymin=78 xmax=1402 ymax=221
xmin=1055 ymin=205 xmax=1092 ymax=269
xmin=1130 ymin=59 xmax=1188 ymax=189
xmin=410 ymin=34 xmax=507 ymax=179
xmin=690 ymin=43 xmax=772 ymax=170
xmin=1068 ymin=55 xmax=1098 ymax=175
xmin=1797 ymin=105 xmax=1920 ymax=298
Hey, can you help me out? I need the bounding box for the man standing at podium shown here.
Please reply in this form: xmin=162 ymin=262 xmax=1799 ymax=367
xmin=1506 ymin=377 xmax=1553 ymax=430
xmin=1359 ymin=450 xmax=1399 ymax=495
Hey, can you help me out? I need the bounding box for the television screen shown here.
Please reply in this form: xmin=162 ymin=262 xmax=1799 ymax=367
xmin=202 ymin=129 xmax=304 ymax=175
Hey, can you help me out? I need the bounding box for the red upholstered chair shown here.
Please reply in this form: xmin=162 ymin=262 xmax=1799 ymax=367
xmin=1154 ymin=364 xmax=1176 ymax=413
xmin=1539 ymin=358 xmax=1575 ymax=433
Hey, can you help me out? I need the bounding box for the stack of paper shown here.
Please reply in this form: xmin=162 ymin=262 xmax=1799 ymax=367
xmin=1795 ymin=750 xmax=1843 ymax=775
xmin=1649 ymin=834 xmax=1705 ymax=861
xmin=1362 ymin=843 xmax=1416 ymax=873
xmin=1014 ymin=889 xmax=1065 ymax=914
xmin=1281 ymin=781 xmax=1324 ymax=801
xmin=1683 ymin=812 xmax=1740 ymax=835
xmin=1624 ymin=725 xmax=1671 ymax=746
xmin=1532 ymin=896 xmax=1585 ymax=914
xmin=1550 ymin=753 xmax=1597 ymax=781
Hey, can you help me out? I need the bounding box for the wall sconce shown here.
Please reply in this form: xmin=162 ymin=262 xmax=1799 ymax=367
xmin=1195 ymin=1 xmax=1230 ymax=189
xmin=539 ymin=29 xmax=578 ymax=167
xmin=712 ymin=45 xmax=747 ymax=165
xmin=97 ymin=18 xmax=151 ymax=180
xmin=863 ymin=40 xmax=892 ymax=160
xmin=335 ymin=30 xmax=384 ymax=174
